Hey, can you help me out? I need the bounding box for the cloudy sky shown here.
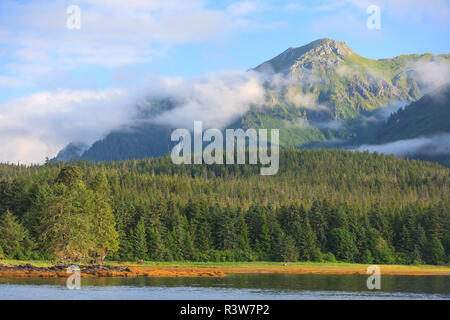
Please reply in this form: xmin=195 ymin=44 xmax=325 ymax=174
xmin=0 ymin=0 xmax=449 ymax=164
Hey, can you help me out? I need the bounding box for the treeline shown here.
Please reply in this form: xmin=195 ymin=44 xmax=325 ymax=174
xmin=0 ymin=149 xmax=448 ymax=264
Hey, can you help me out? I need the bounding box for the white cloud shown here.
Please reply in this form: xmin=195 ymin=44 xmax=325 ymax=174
xmin=285 ymin=90 xmax=328 ymax=111
xmin=412 ymin=57 xmax=450 ymax=93
xmin=356 ymin=133 xmax=450 ymax=157
xmin=0 ymin=0 xmax=282 ymax=90
xmin=0 ymin=0 xmax=269 ymax=71
xmin=0 ymin=70 xmax=267 ymax=164
xmin=0 ymin=89 xmax=133 ymax=164
xmin=315 ymin=120 xmax=344 ymax=129
xmin=144 ymin=70 xmax=266 ymax=129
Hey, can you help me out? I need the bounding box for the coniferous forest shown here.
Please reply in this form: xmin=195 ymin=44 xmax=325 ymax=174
xmin=0 ymin=149 xmax=448 ymax=265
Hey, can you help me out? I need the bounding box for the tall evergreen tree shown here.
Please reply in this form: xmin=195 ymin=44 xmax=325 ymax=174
xmin=276 ymin=233 xmax=298 ymax=262
xmin=90 ymin=173 xmax=119 ymax=263
xmin=147 ymin=226 xmax=166 ymax=261
xmin=36 ymin=181 xmax=96 ymax=262
xmin=298 ymin=215 xmax=321 ymax=261
xmin=329 ymin=228 xmax=358 ymax=262
xmin=133 ymin=217 xmax=148 ymax=260
xmin=0 ymin=210 xmax=31 ymax=258
xmin=426 ymin=237 xmax=445 ymax=265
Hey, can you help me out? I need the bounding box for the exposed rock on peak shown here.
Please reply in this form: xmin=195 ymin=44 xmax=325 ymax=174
xmin=254 ymin=38 xmax=353 ymax=74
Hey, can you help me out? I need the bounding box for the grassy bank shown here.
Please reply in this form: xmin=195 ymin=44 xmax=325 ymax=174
xmin=108 ymin=261 xmax=450 ymax=275
xmin=1 ymin=260 xmax=449 ymax=276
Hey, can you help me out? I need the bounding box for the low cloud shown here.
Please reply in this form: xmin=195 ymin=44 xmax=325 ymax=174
xmin=0 ymin=89 xmax=133 ymax=164
xmin=374 ymin=101 xmax=408 ymax=119
xmin=255 ymin=64 xmax=328 ymax=112
xmin=142 ymin=71 xmax=266 ymax=129
xmin=412 ymin=57 xmax=450 ymax=93
xmin=282 ymin=117 xmax=311 ymax=129
xmin=285 ymin=90 xmax=328 ymax=111
xmin=314 ymin=120 xmax=344 ymax=130
xmin=355 ymin=133 xmax=450 ymax=157
xmin=0 ymin=70 xmax=267 ymax=164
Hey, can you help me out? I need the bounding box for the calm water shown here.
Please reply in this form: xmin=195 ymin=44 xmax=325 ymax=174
xmin=0 ymin=274 xmax=449 ymax=300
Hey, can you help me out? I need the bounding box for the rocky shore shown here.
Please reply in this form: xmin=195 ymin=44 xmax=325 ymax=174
xmin=0 ymin=264 xmax=226 ymax=278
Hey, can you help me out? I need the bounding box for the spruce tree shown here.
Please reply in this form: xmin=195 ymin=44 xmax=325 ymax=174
xmin=0 ymin=210 xmax=30 ymax=258
xmin=277 ymin=233 xmax=298 ymax=262
xmin=298 ymin=216 xmax=321 ymax=261
xmin=90 ymin=173 xmax=119 ymax=263
xmin=329 ymin=228 xmax=358 ymax=262
xmin=426 ymin=237 xmax=445 ymax=265
xmin=147 ymin=226 xmax=166 ymax=261
xmin=36 ymin=180 xmax=96 ymax=262
xmin=134 ymin=217 xmax=148 ymax=260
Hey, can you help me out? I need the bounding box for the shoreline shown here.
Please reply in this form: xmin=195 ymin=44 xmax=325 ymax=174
xmin=1 ymin=261 xmax=449 ymax=278
xmin=0 ymin=264 xmax=226 ymax=278
xmin=128 ymin=265 xmax=450 ymax=277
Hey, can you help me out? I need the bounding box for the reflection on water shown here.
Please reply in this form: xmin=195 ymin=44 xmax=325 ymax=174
xmin=0 ymin=274 xmax=448 ymax=300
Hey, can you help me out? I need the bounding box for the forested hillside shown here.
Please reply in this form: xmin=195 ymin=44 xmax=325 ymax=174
xmin=0 ymin=149 xmax=449 ymax=265
xmin=374 ymin=85 xmax=450 ymax=143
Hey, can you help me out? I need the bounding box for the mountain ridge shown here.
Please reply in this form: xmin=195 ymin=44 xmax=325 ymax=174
xmin=53 ymin=38 xmax=450 ymax=165
xmin=373 ymin=84 xmax=450 ymax=143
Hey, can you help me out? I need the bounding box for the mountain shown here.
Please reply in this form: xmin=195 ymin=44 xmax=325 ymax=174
xmin=53 ymin=142 xmax=88 ymax=162
xmin=240 ymin=38 xmax=447 ymax=147
xmin=78 ymin=124 xmax=173 ymax=162
xmin=253 ymin=38 xmax=426 ymax=116
xmin=363 ymin=85 xmax=450 ymax=167
xmin=373 ymin=84 xmax=450 ymax=143
xmin=53 ymin=38 xmax=450 ymax=163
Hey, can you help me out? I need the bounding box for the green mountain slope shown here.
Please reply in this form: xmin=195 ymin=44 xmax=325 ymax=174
xmin=80 ymin=124 xmax=173 ymax=162
xmin=245 ymin=38 xmax=448 ymax=148
xmin=53 ymin=38 xmax=449 ymax=162
xmin=373 ymin=85 xmax=450 ymax=143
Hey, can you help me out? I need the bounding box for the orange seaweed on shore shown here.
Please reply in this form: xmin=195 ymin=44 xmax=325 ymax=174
xmin=0 ymin=265 xmax=226 ymax=278
xmin=0 ymin=263 xmax=449 ymax=278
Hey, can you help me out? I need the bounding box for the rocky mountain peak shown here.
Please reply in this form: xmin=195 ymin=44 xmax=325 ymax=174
xmin=254 ymin=38 xmax=353 ymax=74
xmin=304 ymin=38 xmax=353 ymax=57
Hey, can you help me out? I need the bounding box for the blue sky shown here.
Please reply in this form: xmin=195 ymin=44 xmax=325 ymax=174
xmin=0 ymin=0 xmax=449 ymax=163
xmin=1 ymin=0 xmax=449 ymax=100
